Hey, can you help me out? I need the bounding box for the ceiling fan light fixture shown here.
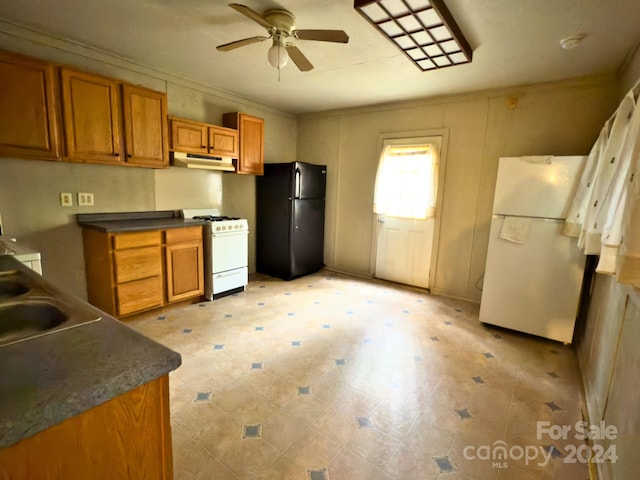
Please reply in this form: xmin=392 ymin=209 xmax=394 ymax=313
xmin=354 ymin=0 xmax=472 ymax=71
xmin=218 ymin=4 xmax=347 ymax=72
xmin=268 ymin=36 xmax=289 ymax=69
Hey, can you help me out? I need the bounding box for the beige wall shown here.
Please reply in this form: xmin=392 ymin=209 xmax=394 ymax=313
xmin=0 ymin=25 xmax=296 ymax=299
xmin=298 ymin=77 xmax=619 ymax=301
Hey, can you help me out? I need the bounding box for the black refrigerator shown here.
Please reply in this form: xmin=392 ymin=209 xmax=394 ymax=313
xmin=256 ymin=161 xmax=327 ymax=280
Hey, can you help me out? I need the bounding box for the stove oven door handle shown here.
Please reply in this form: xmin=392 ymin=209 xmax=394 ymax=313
xmin=212 ymin=231 xmax=248 ymax=237
xmin=215 ymin=271 xmax=242 ymax=278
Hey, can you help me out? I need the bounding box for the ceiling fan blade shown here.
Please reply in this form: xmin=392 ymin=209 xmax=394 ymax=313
xmin=228 ymin=3 xmax=273 ymax=30
xmin=285 ymin=44 xmax=314 ymax=71
xmin=294 ymin=29 xmax=349 ymax=43
xmin=216 ymin=36 xmax=270 ymax=51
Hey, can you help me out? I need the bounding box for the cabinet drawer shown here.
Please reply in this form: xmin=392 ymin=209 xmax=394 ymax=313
xmin=112 ymin=231 xmax=161 ymax=250
xmin=116 ymin=276 xmax=164 ymax=316
xmin=164 ymin=226 xmax=202 ymax=244
xmin=113 ymin=246 xmax=162 ymax=283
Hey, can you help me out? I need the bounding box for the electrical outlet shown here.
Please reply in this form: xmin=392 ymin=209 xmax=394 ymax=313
xmin=60 ymin=192 xmax=73 ymax=207
xmin=78 ymin=192 xmax=94 ymax=206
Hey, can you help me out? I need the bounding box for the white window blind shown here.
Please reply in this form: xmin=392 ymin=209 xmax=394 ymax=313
xmin=373 ymin=143 xmax=439 ymax=219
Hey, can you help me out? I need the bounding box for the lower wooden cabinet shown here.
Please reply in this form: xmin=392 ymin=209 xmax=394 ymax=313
xmin=0 ymin=375 xmax=174 ymax=479
xmin=164 ymin=227 xmax=204 ymax=303
xmin=82 ymin=226 xmax=203 ymax=318
xmin=117 ymin=275 xmax=165 ymax=317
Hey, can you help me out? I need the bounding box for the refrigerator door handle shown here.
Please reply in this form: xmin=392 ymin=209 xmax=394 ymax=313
xmin=295 ymin=168 xmax=301 ymax=199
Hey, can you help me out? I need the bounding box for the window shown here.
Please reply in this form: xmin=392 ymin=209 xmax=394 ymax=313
xmin=373 ymin=138 xmax=439 ymax=219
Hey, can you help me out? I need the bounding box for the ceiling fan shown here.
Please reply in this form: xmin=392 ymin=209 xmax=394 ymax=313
xmin=216 ymin=3 xmax=349 ymax=72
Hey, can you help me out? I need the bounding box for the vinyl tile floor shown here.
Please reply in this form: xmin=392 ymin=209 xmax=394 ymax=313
xmin=127 ymin=271 xmax=589 ymax=480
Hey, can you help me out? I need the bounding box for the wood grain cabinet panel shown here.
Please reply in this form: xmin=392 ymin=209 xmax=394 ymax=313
xmin=122 ymin=84 xmax=169 ymax=167
xmin=169 ymin=117 xmax=239 ymax=159
xmin=170 ymin=118 xmax=208 ymax=154
xmin=0 ymin=50 xmax=169 ymax=169
xmin=112 ymin=230 xmax=161 ymax=250
xmin=113 ymin=245 xmax=163 ymax=284
xmin=82 ymin=226 xmax=203 ymax=317
xmin=223 ymin=112 xmax=264 ymax=175
xmin=0 ymin=50 xmax=62 ymax=160
xmin=61 ymin=68 xmax=123 ymax=164
xmin=164 ymin=226 xmax=204 ymax=303
xmin=209 ymin=125 xmax=238 ymax=157
xmin=0 ymin=375 xmax=174 ymax=479
xmin=83 ymin=229 xmax=163 ymax=317
xmin=116 ymin=275 xmax=164 ymax=316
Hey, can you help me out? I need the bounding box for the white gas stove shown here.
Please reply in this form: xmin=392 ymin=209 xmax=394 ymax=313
xmin=181 ymin=208 xmax=248 ymax=300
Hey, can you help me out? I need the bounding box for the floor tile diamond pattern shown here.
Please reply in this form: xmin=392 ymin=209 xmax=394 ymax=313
xmin=128 ymin=270 xmax=587 ymax=479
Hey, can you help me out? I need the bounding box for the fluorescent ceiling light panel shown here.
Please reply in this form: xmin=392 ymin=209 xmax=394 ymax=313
xmin=354 ymin=0 xmax=472 ymax=71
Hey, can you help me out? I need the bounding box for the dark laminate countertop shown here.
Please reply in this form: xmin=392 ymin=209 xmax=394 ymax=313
xmin=0 ymin=257 xmax=181 ymax=449
xmin=77 ymin=210 xmax=206 ymax=233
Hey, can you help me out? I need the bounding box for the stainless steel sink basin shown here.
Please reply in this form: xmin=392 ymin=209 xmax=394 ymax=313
xmin=0 ymin=300 xmax=67 ymax=345
xmin=0 ymin=277 xmax=30 ymax=300
xmin=0 ymin=256 xmax=102 ymax=347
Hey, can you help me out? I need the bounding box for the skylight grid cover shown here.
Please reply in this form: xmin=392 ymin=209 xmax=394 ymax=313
xmin=354 ymin=0 xmax=472 ymax=71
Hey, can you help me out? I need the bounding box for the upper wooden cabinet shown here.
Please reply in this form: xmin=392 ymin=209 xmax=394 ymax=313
xmin=122 ymin=84 xmax=169 ymax=168
xmin=223 ymin=112 xmax=264 ymax=175
xmin=169 ymin=117 xmax=238 ymax=158
xmin=61 ymin=69 xmax=169 ymax=168
xmin=169 ymin=118 xmax=207 ymax=154
xmin=209 ymin=125 xmax=238 ymax=158
xmin=0 ymin=50 xmax=62 ymax=160
xmin=61 ymin=68 xmax=123 ymax=165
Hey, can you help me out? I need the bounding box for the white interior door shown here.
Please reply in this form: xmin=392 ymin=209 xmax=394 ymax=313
xmin=375 ymin=216 xmax=433 ymax=288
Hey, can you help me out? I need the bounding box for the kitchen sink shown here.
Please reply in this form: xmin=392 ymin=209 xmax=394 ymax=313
xmin=0 ymin=277 xmax=30 ymax=300
xmin=0 ymin=256 xmax=102 ymax=348
xmin=0 ymin=301 xmax=67 ymax=345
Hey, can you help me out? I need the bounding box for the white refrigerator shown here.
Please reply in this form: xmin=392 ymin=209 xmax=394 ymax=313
xmin=479 ymin=156 xmax=586 ymax=344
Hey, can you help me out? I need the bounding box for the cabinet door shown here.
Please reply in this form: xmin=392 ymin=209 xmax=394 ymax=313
xmin=0 ymin=376 xmax=174 ymax=480
xmin=61 ymin=69 xmax=123 ymax=164
xmin=209 ymin=125 xmax=238 ymax=158
xmin=122 ymin=84 xmax=168 ymax=168
xmin=169 ymin=118 xmax=207 ymax=154
xmin=223 ymin=112 xmax=264 ymax=175
xmin=165 ymin=240 xmax=204 ymax=303
xmin=0 ymin=51 xmax=61 ymax=160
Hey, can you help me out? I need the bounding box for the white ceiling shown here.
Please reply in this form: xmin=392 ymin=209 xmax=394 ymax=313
xmin=0 ymin=0 xmax=639 ymax=114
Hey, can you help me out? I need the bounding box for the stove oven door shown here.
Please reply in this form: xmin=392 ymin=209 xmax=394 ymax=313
xmin=210 ymin=230 xmax=248 ymax=297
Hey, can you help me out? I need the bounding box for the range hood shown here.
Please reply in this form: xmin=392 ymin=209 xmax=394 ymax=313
xmin=171 ymin=151 xmax=236 ymax=172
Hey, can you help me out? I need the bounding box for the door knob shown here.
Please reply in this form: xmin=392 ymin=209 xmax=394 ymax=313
xmin=379 ymin=218 xmax=385 ymax=223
